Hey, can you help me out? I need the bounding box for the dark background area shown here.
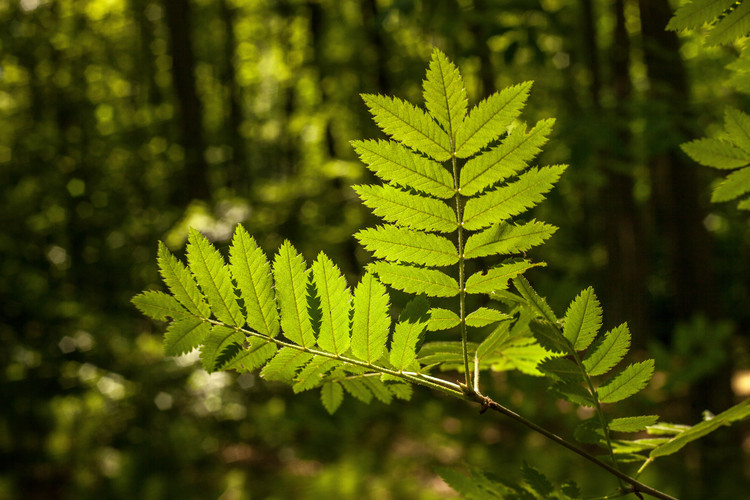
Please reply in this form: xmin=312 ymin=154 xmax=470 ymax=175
xmin=1 ymin=0 xmax=749 ymax=498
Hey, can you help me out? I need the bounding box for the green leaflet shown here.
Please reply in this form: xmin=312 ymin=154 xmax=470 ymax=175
xmin=423 ymin=47 xmax=467 ymax=138
xmin=538 ymin=357 xmax=583 ymax=383
xmin=187 ymin=228 xmax=243 ymax=327
xmin=667 ymin=0 xmax=736 ymax=31
xmin=681 ymin=138 xmax=750 ymax=169
xmin=724 ymin=107 xmax=750 ymax=152
xmin=351 ymin=139 xmax=454 ymax=199
xmin=705 ymin=0 xmax=750 ymax=45
xmin=351 ymin=272 xmax=390 ymax=363
xmin=390 ymin=296 xmax=430 ymax=371
xmin=293 ymin=357 xmax=338 ymax=393
xmin=650 ymin=399 xmax=750 ymax=458
xmin=340 ymin=378 xmax=372 ymax=403
xmin=355 ymin=225 xmax=458 ymax=267
xmin=222 ymin=337 xmax=277 ymax=373
xmin=261 ymin=347 xmax=313 ymax=383
xmin=361 ymin=93 xmax=451 ymax=161
xmin=465 ymin=307 xmax=511 ymax=327
xmin=363 ymin=377 xmax=393 ymax=404
xmin=463 ymin=165 xmax=567 ymax=231
xmin=418 ymin=341 xmax=475 ymax=366
xmin=163 ymin=317 xmax=211 ymax=356
xmin=562 ymin=287 xmax=602 ymax=351
xmin=465 ymin=260 xmax=543 ymax=294
xmin=158 ymin=241 xmax=210 ymax=318
xmin=201 ymin=325 xmax=244 ymax=372
xmin=583 ymin=323 xmax=631 ymax=376
xmin=370 ymin=261 xmax=459 ymax=297
xmin=597 ymin=360 xmax=655 ymax=404
xmin=354 ymin=184 xmax=457 ymax=233
xmin=460 ymin=118 xmax=555 ymax=196
xmin=455 ymin=81 xmax=533 ymax=158
xmin=311 ymin=253 xmax=351 ymax=356
xmin=513 ymin=276 xmax=558 ymax=323
xmin=426 ymin=307 xmax=460 ymax=331
xmin=712 ymin=166 xmax=750 ymax=202
xmin=321 ymin=381 xmax=344 ymax=414
xmin=132 ymin=290 xmax=191 ymax=322
xmin=273 ymin=241 xmax=316 ymax=348
xmin=464 ymin=220 xmax=557 ymax=259
xmin=229 ymin=225 xmax=279 ymax=337
xmin=609 ymin=415 xmax=660 ymax=433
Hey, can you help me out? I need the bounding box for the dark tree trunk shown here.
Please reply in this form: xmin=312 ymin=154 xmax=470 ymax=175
xmin=163 ymin=0 xmax=211 ymax=203
xmin=219 ymin=0 xmax=247 ymax=191
xmin=638 ymin=1 xmax=738 ymax=497
xmin=362 ymin=0 xmax=391 ymax=93
xmin=601 ymin=0 xmax=649 ymax=342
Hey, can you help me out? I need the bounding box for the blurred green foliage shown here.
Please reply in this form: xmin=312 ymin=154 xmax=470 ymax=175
xmin=1 ymin=0 xmax=749 ymax=499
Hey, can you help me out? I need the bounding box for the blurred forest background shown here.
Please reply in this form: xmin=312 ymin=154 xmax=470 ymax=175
xmin=2 ymin=0 xmax=750 ymax=498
